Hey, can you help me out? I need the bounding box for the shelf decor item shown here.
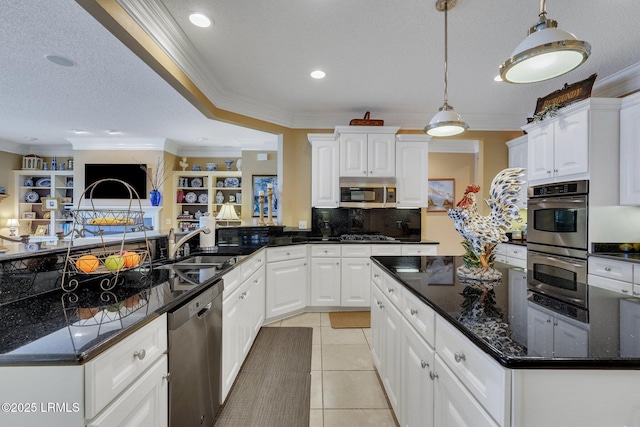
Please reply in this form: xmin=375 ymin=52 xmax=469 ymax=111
xmin=149 ymin=189 xmax=162 ymax=207
xmin=140 ymin=157 xmax=171 ymax=207
xmin=22 ymin=154 xmax=43 ymax=170
xmin=224 ymin=160 xmax=234 ymax=171
xmin=42 ymin=197 xmax=60 ymax=211
xmin=6 ymin=218 xmax=19 ymax=236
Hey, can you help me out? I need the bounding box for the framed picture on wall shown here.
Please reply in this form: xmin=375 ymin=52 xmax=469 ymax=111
xmin=252 ymin=175 xmax=278 ymax=217
xmin=427 ymin=179 xmax=455 ymax=212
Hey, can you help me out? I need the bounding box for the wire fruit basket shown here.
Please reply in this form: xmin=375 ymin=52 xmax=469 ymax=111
xmin=61 ymin=179 xmax=153 ymax=292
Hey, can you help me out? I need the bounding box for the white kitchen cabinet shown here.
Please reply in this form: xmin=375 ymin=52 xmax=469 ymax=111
xmin=265 ymin=246 xmax=308 ymax=320
xmin=620 ymin=92 xmax=640 ymax=205
xmin=341 ymin=257 xmax=371 ymax=306
xmin=370 ymin=284 xmax=385 ymax=370
xmin=588 ymin=256 xmax=634 ymax=296
xmin=308 ymin=135 xmax=340 ymax=207
xmin=401 ymin=244 xmax=438 ymax=256
xmin=526 ymin=303 xmax=589 ymax=357
xmin=87 ymin=356 xmax=168 ymax=427
xmin=222 ymin=251 xmax=266 ymax=400
xmin=396 ymin=137 xmax=430 ymax=207
xmin=522 ymin=98 xmax=621 ymax=185
xmin=495 ymin=243 xmax=526 ymax=268
xmin=506 ymin=135 xmax=528 ymax=209
xmin=310 ymin=257 xmax=341 ymax=306
xmin=494 ymin=244 xmax=507 ymax=264
xmin=432 ymin=355 xmax=499 ymax=427
xmin=338 ymin=127 xmax=398 ymax=178
xmin=634 ymin=264 xmax=640 ymax=298
xmin=508 ymin=268 xmax=528 ymax=344
xmin=401 ymin=316 xmax=435 ymax=427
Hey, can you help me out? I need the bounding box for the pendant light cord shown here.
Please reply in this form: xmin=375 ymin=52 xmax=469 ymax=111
xmin=442 ymin=0 xmax=449 ymax=106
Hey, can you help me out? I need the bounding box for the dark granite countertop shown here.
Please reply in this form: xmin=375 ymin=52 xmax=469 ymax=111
xmin=373 ymin=256 xmax=640 ymax=369
xmin=590 ymin=242 xmax=640 ymax=263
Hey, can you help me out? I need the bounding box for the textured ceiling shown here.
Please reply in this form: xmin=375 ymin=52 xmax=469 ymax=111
xmin=1 ymin=0 xmax=640 ymax=152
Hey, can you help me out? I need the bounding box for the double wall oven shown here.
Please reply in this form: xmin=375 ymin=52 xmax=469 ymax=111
xmin=527 ymin=180 xmax=589 ymax=310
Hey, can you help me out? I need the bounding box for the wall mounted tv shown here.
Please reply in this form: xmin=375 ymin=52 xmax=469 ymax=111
xmin=84 ymin=164 xmax=148 ymax=199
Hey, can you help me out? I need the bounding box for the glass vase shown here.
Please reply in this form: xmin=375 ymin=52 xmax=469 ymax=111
xmin=150 ymin=189 xmax=162 ymax=206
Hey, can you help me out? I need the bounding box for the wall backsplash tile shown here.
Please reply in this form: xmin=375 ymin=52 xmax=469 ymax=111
xmin=311 ymin=208 xmax=421 ymax=241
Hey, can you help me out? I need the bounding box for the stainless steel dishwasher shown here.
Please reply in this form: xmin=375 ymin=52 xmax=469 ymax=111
xmin=168 ymin=278 xmax=223 ymax=427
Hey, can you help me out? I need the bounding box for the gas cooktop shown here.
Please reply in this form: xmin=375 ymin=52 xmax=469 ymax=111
xmin=339 ymin=234 xmax=397 ymax=242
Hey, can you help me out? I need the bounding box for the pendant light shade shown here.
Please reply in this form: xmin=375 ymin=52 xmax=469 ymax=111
xmin=425 ymin=0 xmax=468 ymax=137
xmin=499 ymin=0 xmax=590 ymax=84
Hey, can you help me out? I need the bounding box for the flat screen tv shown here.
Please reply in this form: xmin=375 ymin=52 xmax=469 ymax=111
xmin=84 ymin=163 xmax=147 ymax=199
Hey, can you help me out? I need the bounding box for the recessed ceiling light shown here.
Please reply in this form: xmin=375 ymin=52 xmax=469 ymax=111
xmin=107 ymin=130 xmax=120 ymax=135
xmin=189 ymin=13 xmax=212 ymax=28
xmin=310 ymin=70 xmax=326 ymax=79
xmin=197 ymin=137 xmax=208 ymax=142
xmin=44 ymin=54 xmax=76 ymax=67
xmin=70 ymin=129 xmax=87 ymax=134
xmin=23 ymin=136 xmax=38 ymax=141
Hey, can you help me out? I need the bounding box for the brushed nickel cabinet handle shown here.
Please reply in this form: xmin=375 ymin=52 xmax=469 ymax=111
xmin=133 ymin=349 xmax=146 ymax=360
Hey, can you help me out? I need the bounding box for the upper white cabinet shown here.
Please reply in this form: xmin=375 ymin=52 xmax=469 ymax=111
xmin=396 ymin=135 xmax=430 ymax=207
xmin=308 ymin=134 xmax=340 ymax=207
xmin=620 ymin=92 xmax=640 ymax=205
xmin=506 ymin=135 xmax=528 ymax=209
xmin=522 ymin=98 xmax=621 ymax=186
xmin=337 ymin=126 xmax=399 ymax=178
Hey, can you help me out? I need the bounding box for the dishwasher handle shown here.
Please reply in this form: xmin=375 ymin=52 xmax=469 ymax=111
xmin=197 ymin=302 xmax=213 ymax=319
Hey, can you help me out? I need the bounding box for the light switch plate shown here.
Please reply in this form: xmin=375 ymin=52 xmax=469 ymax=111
xmin=298 ymin=221 xmax=307 ymax=229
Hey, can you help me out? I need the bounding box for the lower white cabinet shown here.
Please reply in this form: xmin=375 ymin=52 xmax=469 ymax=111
xmin=222 ymin=254 xmax=266 ymax=400
xmin=526 ymin=304 xmax=588 ymax=358
xmin=266 ymin=247 xmax=308 ymax=320
xmin=310 ymin=257 xmax=341 ymax=306
xmin=433 ymin=355 xmax=499 ymax=427
xmin=87 ymin=356 xmax=168 ymax=427
xmin=341 ymin=257 xmax=371 ymax=306
xmin=401 ymin=244 xmax=437 ymax=256
xmin=401 ymin=316 xmax=434 ymax=427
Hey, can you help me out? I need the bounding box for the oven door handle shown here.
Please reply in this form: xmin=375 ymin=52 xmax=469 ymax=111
xmin=528 ymin=199 xmax=585 ymax=204
xmin=544 ymin=255 xmax=585 ymax=268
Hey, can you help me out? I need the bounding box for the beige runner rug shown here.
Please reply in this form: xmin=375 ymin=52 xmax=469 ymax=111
xmin=329 ymin=311 xmax=371 ymax=328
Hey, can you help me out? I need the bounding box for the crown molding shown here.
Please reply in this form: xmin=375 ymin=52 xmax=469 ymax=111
xmin=593 ymin=62 xmax=640 ymax=99
xmin=67 ymin=137 xmax=167 ymax=151
xmin=0 ymin=139 xmax=29 ymax=155
xmin=177 ymin=147 xmax=242 ymax=158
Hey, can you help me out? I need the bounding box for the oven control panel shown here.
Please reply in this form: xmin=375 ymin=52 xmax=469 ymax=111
xmin=529 ymin=180 xmax=588 ymax=197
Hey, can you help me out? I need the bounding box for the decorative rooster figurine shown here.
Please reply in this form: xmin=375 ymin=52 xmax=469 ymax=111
xmin=448 ymin=168 xmax=525 ymax=279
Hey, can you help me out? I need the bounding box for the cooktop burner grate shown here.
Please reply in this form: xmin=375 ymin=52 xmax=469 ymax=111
xmin=339 ymin=234 xmax=396 ymax=241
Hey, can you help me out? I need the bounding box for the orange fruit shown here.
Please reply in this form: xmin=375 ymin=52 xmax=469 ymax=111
xmin=76 ymin=255 xmax=99 ymax=273
xmin=122 ymin=251 xmax=141 ymax=268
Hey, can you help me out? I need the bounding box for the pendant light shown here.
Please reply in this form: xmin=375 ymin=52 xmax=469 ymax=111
xmin=425 ymin=0 xmax=468 ymax=137
xmin=499 ymin=0 xmax=591 ymax=84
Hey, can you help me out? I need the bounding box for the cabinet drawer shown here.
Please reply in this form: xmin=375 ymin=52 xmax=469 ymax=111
xmin=85 ymin=314 xmax=167 ymax=419
xmin=341 ymin=245 xmax=372 ymax=257
xmin=435 ymin=317 xmax=509 ymax=427
xmin=587 ymin=274 xmax=633 ymax=295
xmin=401 ymin=244 xmax=437 ymax=256
xmin=371 ymin=264 xmax=383 ymax=287
xmin=222 ymin=266 xmax=241 ymax=298
xmin=267 ymin=245 xmax=307 ymax=263
xmin=634 ymin=264 xmax=640 ymax=285
xmin=401 ymin=287 xmax=435 ymax=347
xmin=588 ymin=257 xmax=633 ymax=282
xmin=371 ymin=244 xmax=402 ymax=256
xmin=241 ymin=249 xmax=265 ymax=282
xmin=381 ymin=273 xmax=402 ymax=309
xmin=310 ymin=244 xmax=341 ymax=257
xmin=505 ymin=244 xmax=526 ymax=260
xmin=494 ymin=244 xmax=507 ymax=256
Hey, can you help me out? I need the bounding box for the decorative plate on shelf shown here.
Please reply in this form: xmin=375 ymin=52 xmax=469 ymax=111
xmin=35 ymin=178 xmax=51 ymax=187
xmin=25 ymin=191 xmax=40 ymax=203
xmin=224 ymin=177 xmax=240 ymax=188
xmin=198 ymin=193 xmax=208 ymax=203
xmin=184 ymin=192 xmax=197 ymax=203
xmin=216 ymin=181 xmax=224 ymax=188
xmin=24 ymin=178 xmax=34 ymax=187
xmin=191 ymin=177 xmax=203 ymax=188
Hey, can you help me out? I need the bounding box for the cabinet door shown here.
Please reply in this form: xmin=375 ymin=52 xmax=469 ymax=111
xmin=508 ymin=269 xmax=528 ymax=344
xmin=341 ymin=257 xmax=371 ymax=307
xmin=527 ymin=124 xmax=555 ymax=183
xmin=507 ymin=136 xmax=528 ymax=209
xmin=370 ymin=284 xmax=386 ymax=370
xmin=266 ymin=258 xmax=308 ymax=319
xmin=396 ymin=141 xmax=428 ymax=207
xmin=368 ymin=134 xmax=395 ymax=177
xmin=526 ymin=306 xmax=554 ymax=357
xmin=620 ymin=97 xmax=640 ymax=205
xmin=311 ymin=140 xmax=340 ymax=207
xmin=249 ymin=266 xmax=266 ymax=338
xmin=432 ymin=356 xmax=499 ymax=427
xmin=553 ymin=317 xmax=588 ymax=357
xmin=340 ymin=133 xmax=368 ymax=177
xmin=310 ymin=258 xmax=341 ymax=306
xmin=222 ymin=283 xmax=245 ymax=400
xmin=401 ymin=317 xmax=435 ymax=427
xmin=87 ymin=356 xmax=168 ymax=427
xmin=554 ymin=109 xmax=589 ymax=179
xmin=382 ymin=293 xmax=403 ymax=415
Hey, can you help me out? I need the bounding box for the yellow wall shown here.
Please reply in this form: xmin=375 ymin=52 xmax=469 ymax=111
xmin=0 ymin=152 xmax=23 ymax=236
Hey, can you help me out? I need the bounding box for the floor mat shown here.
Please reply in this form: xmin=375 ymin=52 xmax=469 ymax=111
xmin=329 ymin=311 xmax=371 ymax=328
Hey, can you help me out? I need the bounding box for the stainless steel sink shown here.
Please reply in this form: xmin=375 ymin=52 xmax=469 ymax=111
xmin=158 ymin=255 xmax=240 ymax=270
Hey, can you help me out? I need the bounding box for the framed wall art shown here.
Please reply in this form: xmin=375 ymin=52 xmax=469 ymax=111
xmin=427 ymin=179 xmax=455 ymax=212
xmin=252 ymin=175 xmax=278 ymax=217
xmin=42 ymin=197 xmax=60 ymax=211
xmin=22 ymin=212 xmax=36 ymax=219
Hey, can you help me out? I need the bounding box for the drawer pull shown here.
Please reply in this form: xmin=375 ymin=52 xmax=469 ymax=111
xmin=429 ymin=371 xmax=439 ymax=380
xmin=410 ymin=309 xmax=418 ymax=316
xmin=239 ymin=291 xmax=247 ymax=299
xmin=163 ymin=373 xmax=171 ymax=381
xmin=622 ymin=289 xmax=629 ymax=293
xmin=421 ymin=360 xmax=429 ymax=369
xmin=133 ymin=349 xmax=146 ymax=360
xmin=604 ymin=267 xmax=611 ymax=272
xmin=454 ymin=352 xmax=466 ymax=363
xmin=387 ymin=288 xmax=394 ymax=294
xmin=286 ymin=252 xmax=290 ymax=256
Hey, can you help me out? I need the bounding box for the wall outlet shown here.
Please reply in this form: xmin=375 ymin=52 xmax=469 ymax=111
xmin=298 ymin=221 xmax=307 ymax=229
xmin=166 ymin=219 xmax=172 ymax=225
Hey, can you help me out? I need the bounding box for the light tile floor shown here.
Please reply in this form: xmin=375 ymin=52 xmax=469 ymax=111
xmin=265 ymin=312 xmax=399 ymax=427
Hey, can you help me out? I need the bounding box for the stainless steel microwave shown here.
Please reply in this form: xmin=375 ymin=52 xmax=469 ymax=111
xmin=339 ymin=183 xmax=396 ymax=208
